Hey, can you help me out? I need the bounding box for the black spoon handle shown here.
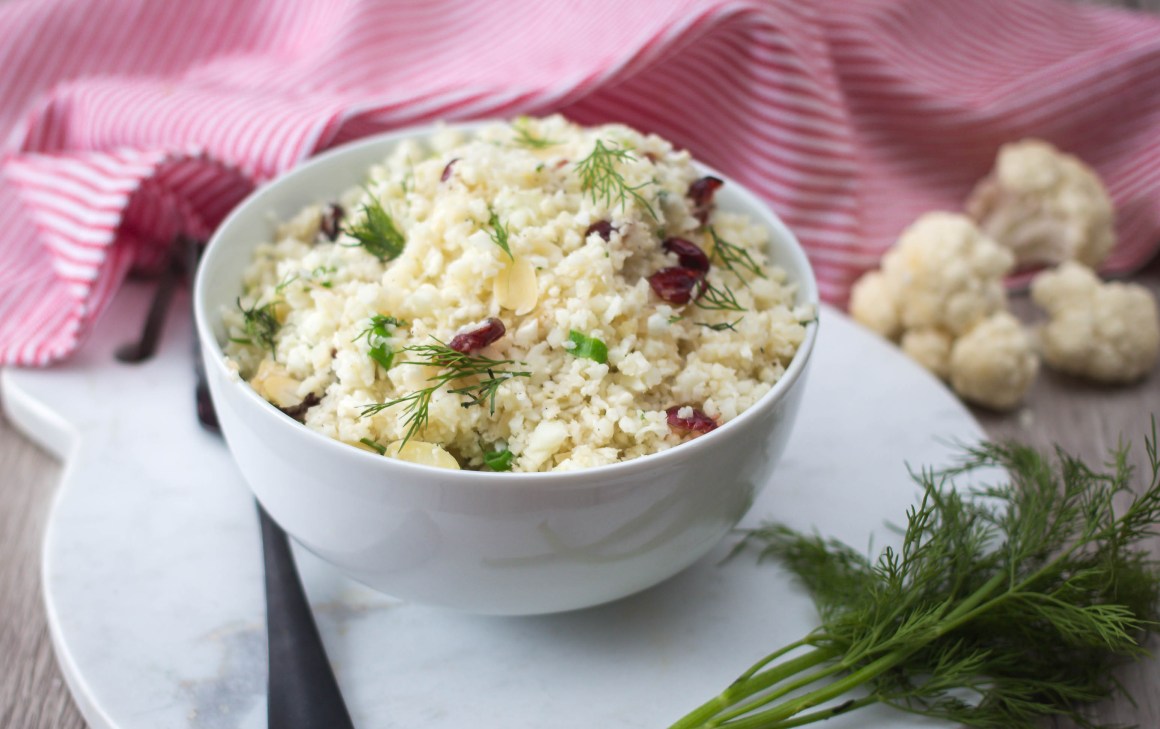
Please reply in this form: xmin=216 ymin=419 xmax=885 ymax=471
xmin=258 ymin=502 xmax=356 ymax=729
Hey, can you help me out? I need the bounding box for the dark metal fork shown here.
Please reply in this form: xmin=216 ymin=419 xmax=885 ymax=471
xmin=128 ymin=235 xmax=357 ymax=729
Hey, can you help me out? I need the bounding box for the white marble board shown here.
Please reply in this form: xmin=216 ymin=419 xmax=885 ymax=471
xmin=2 ymin=284 xmax=980 ymax=729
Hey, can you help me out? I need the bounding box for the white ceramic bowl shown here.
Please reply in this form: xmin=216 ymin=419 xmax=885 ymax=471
xmin=194 ymin=122 xmax=819 ymax=615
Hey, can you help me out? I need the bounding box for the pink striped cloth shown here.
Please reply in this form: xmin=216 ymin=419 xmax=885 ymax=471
xmin=2 ymin=0 xmax=1159 ymax=365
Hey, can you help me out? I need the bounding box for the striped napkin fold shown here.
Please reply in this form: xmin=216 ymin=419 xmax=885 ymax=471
xmin=1 ymin=0 xmax=1158 ymax=365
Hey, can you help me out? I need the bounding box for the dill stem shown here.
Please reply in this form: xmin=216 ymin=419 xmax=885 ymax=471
xmin=670 ymin=570 xmax=1014 ymax=729
xmin=711 ymin=663 xmax=847 ymax=725
xmin=668 ymin=648 xmax=836 ymax=729
xmin=763 ymin=696 xmax=878 ymax=728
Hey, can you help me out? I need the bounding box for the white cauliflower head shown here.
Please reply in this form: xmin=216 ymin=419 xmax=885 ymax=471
xmin=901 ymin=328 xmax=953 ymax=380
xmin=966 ymin=139 xmax=1115 ymax=269
xmin=949 ymin=312 xmax=1038 ymax=411
xmin=848 ymin=270 xmax=901 ymax=340
xmin=881 ymin=212 xmax=1015 ymax=336
xmin=1030 ymin=261 xmax=1159 ymax=383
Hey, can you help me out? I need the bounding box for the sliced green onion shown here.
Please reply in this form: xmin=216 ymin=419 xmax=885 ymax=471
xmin=359 ymin=438 xmax=387 ymax=455
xmin=566 ymin=330 xmax=608 ymax=364
xmin=483 ymin=447 xmax=515 ymax=472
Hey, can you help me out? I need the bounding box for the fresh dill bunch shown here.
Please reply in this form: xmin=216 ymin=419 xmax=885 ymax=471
xmin=343 ymin=190 xmax=405 ymax=262
xmin=487 ymin=206 xmax=514 ymax=260
xmin=575 ymin=139 xmax=657 ymax=220
xmin=670 ymin=422 xmax=1160 ymax=729
xmin=709 ymin=227 xmax=767 ymax=287
xmin=359 ymin=340 xmax=530 ymax=447
xmin=234 ymin=298 xmax=280 ymax=355
xmin=511 ymin=118 xmax=559 ymax=149
xmin=693 ymin=278 xmax=746 ymax=313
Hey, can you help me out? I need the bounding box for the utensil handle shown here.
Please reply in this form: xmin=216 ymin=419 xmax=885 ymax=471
xmin=258 ymin=503 xmax=356 ymax=729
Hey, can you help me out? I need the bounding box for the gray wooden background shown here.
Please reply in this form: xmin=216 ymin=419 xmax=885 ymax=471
xmin=3 ymin=2 xmax=1159 ymax=727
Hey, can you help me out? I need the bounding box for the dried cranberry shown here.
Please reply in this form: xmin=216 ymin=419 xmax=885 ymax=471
xmin=662 ymin=237 xmax=709 ymax=272
xmin=441 ymin=158 xmax=459 ymax=182
xmin=648 ymin=267 xmax=705 ymax=304
xmin=688 ymin=176 xmax=724 ymax=226
xmin=280 ymin=392 xmax=321 ymax=423
xmin=318 ymin=203 xmax=344 ymax=242
xmin=585 ymin=220 xmax=615 ymax=241
xmin=666 ymin=406 xmax=718 ymax=434
xmin=448 ymin=317 xmax=506 ymax=353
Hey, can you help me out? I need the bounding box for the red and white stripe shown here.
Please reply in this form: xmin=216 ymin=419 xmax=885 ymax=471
xmin=2 ymin=0 xmax=1159 ymax=364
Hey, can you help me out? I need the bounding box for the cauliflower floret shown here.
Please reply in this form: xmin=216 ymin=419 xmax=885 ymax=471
xmin=880 ymin=212 xmax=1015 ymax=336
xmin=966 ymin=139 xmax=1115 ymax=269
xmin=901 ymin=328 xmax=953 ymax=380
xmin=949 ymin=312 xmax=1038 ymax=411
xmin=1030 ymin=261 xmax=1159 ymax=383
xmin=849 ymin=270 xmax=901 ymax=340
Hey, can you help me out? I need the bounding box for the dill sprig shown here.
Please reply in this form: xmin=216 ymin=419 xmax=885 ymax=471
xmin=709 ymin=227 xmax=767 ymax=287
xmin=575 ymin=139 xmax=657 ymax=220
xmin=343 ymin=190 xmax=405 ymax=262
xmin=359 ymin=340 xmax=530 ymax=447
xmin=695 ymin=317 xmax=743 ymax=332
xmin=511 ymin=118 xmax=558 ymax=149
xmin=670 ymin=421 xmax=1160 ymax=729
xmin=487 ymin=206 xmax=514 ymax=260
xmin=235 ymin=298 xmax=280 ymax=355
xmin=692 ymin=278 xmax=746 ymax=313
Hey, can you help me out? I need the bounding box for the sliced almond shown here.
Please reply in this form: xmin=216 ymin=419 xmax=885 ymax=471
xmin=250 ymin=359 xmax=301 ymax=408
xmin=272 ymin=300 xmax=291 ymax=324
xmin=386 ymin=441 xmax=461 ymax=470
xmin=495 ymin=258 xmax=539 ymax=316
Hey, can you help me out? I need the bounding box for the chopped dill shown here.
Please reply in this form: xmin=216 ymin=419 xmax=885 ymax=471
xmin=575 ymin=139 xmax=657 ymax=220
xmin=695 ymin=317 xmax=744 ymax=332
xmin=511 ymin=118 xmax=559 ymax=149
xmin=343 ymin=190 xmax=405 ymax=262
xmin=237 ymin=298 xmax=280 ymax=355
xmin=487 ymin=206 xmax=514 ymax=260
xmin=274 ymin=273 xmax=299 ymax=294
xmin=693 ymin=278 xmax=746 ymax=313
xmin=709 ymin=226 xmax=766 ymax=286
xmin=360 ymin=340 xmax=530 ymax=447
xmin=354 ymin=314 xmax=408 ymax=372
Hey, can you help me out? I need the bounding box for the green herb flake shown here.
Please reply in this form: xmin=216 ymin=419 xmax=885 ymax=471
xmin=483 ymin=447 xmax=515 ymax=472
xmin=692 ymin=278 xmax=746 ymax=313
xmin=343 ymin=191 xmax=406 ymax=262
xmin=575 ymin=139 xmax=657 ymax=220
xmin=354 ymin=314 xmax=408 ymax=372
xmin=709 ymin=226 xmax=766 ymax=286
xmin=274 ymin=273 xmax=299 ymax=294
xmin=566 ymin=330 xmax=608 ymax=364
xmin=695 ymin=317 xmax=744 ymax=332
xmin=486 ymin=206 xmax=514 ymax=261
xmin=237 ymin=298 xmax=280 ymax=355
xmin=358 ymin=437 xmax=387 ymax=455
xmin=511 ymin=118 xmax=559 ymax=149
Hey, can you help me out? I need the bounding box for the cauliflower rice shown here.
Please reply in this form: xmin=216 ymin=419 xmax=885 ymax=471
xmin=223 ymin=116 xmax=811 ymax=472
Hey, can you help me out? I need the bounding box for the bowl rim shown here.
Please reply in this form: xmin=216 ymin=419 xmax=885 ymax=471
xmin=194 ymin=119 xmax=820 ymax=487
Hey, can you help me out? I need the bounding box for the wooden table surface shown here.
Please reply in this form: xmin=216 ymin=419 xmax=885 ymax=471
xmin=4 ymin=4 xmax=1160 ymax=729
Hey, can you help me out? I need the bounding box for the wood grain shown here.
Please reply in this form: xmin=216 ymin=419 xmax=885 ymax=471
xmin=3 ymin=4 xmax=1160 ymax=728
